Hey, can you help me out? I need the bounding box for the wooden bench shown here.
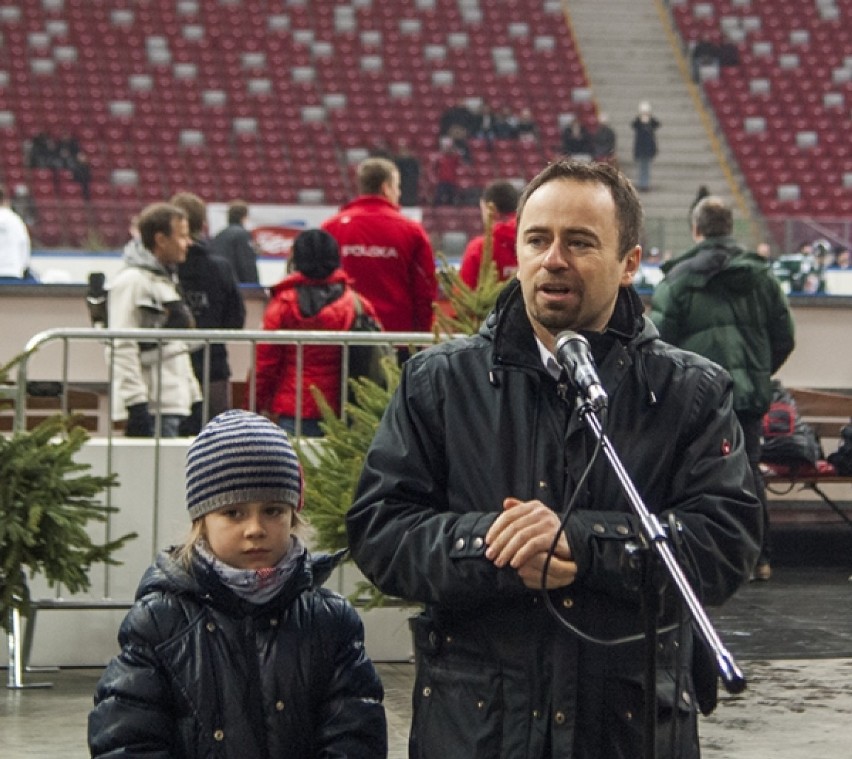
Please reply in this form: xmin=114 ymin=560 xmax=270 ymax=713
xmin=761 ymin=387 xmax=852 ymax=529
xmin=0 ymin=383 xmax=102 ymax=433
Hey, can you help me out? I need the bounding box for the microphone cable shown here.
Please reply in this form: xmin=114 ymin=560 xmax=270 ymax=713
xmin=539 ymin=402 xmax=680 ymax=646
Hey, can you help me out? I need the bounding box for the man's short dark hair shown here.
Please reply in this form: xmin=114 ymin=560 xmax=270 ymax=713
xmin=169 ymin=191 xmax=206 ymax=238
xmin=137 ymin=202 xmax=187 ymax=252
xmin=692 ymin=196 xmax=733 ymax=238
xmin=517 ymin=160 xmax=644 ymax=259
xmin=358 ymin=157 xmax=397 ymax=195
xmin=227 ymin=200 xmax=249 ymax=225
xmin=483 ymin=180 xmax=520 ymax=215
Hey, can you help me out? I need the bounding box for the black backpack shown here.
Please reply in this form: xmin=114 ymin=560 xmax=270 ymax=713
xmin=761 ymin=382 xmax=823 ymax=467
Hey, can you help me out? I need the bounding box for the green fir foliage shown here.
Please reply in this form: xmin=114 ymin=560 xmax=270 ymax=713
xmin=0 ymin=355 xmax=136 ymax=631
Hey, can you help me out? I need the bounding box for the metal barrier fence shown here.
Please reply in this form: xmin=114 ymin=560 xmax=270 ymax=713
xmin=5 ymin=326 xmax=441 ymax=687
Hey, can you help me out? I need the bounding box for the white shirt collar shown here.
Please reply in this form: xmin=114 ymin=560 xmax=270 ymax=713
xmin=535 ymin=335 xmax=562 ymax=380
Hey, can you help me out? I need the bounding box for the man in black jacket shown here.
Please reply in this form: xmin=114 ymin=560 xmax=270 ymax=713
xmin=173 ymin=192 xmax=246 ymax=434
xmin=209 ymin=200 xmax=260 ymax=284
xmin=346 ymin=160 xmax=761 ymax=758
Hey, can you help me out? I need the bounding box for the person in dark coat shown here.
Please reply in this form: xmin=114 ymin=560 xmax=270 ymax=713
xmin=173 ymin=191 xmax=246 ymax=434
xmin=650 ymin=196 xmax=795 ymax=581
xmin=631 ymin=100 xmax=661 ymax=191
xmin=88 ymin=409 xmax=388 ymax=759
xmin=346 ymin=160 xmax=760 ymax=758
xmin=210 ymin=200 xmax=260 ymax=284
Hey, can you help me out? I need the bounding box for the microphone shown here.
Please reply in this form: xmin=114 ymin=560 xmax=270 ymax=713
xmin=555 ymin=330 xmax=608 ymax=411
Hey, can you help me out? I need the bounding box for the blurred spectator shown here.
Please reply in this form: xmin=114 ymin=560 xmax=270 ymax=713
xmin=56 ymin=132 xmax=81 ymax=169
xmin=560 ymin=117 xmax=592 ymax=157
xmin=493 ymin=105 xmax=520 ymax=139
xmin=322 ymin=157 xmax=437 ymax=334
xmin=835 ymin=247 xmax=851 ymax=269
xmin=394 ymin=139 xmax=421 ymax=207
xmin=589 ymin=112 xmax=617 ymax=164
xmin=439 ymin=99 xmax=477 ymax=140
xmin=253 ymin=229 xmax=382 ymax=437
xmin=756 ymin=242 xmax=772 ymax=259
xmin=172 ymin=191 xmax=246 ymax=435
xmin=690 ymin=38 xmax=720 ymax=82
xmin=430 ymin=137 xmax=463 ymax=206
xmin=210 ymin=200 xmax=260 ymax=284
xmin=631 ymin=100 xmax=661 ymax=192
xmin=0 ymin=185 xmax=35 ymax=282
xmin=473 ymin=102 xmax=498 ymax=144
xmin=71 ymin=152 xmax=92 ymax=201
xmin=516 ymin=107 xmax=539 ymax=143
xmin=458 ymin=179 xmax=519 ymax=288
xmin=26 ymin=131 xmax=57 ymax=169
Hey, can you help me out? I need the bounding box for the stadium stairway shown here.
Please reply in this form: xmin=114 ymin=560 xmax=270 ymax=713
xmin=568 ymin=0 xmax=749 ymax=253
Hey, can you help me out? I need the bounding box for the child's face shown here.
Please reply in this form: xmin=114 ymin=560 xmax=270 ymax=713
xmin=203 ymin=501 xmax=294 ymax=570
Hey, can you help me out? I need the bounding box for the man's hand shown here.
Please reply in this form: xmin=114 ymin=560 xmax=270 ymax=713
xmin=485 ymin=498 xmax=577 ymax=589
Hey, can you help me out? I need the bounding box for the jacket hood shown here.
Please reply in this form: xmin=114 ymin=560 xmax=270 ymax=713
xmin=269 ymin=268 xmax=350 ymax=296
xmin=662 ymin=237 xmax=770 ymax=295
xmin=138 ymin=547 xmax=348 ymax=614
xmin=122 ymin=237 xmax=171 ymax=276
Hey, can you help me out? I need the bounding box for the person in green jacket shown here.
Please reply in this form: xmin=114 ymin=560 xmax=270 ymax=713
xmin=650 ymin=196 xmax=795 ymax=580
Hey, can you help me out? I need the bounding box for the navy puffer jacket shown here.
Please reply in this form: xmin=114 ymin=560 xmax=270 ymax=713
xmin=88 ymin=548 xmax=387 ymax=758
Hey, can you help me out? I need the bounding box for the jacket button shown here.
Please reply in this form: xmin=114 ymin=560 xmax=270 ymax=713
xmin=275 ymin=700 xmax=285 ymax=711
xmin=454 ymin=538 xmax=465 ymax=550
xmin=270 ymin=618 xmax=279 ymax=627
xmin=625 ymin=711 xmax=634 ymax=721
xmin=554 ymin=711 xmax=566 ymax=724
xmin=472 ymin=537 xmax=484 ymax=549
xmin=532 ymin=710 xmax=542 ymax=719
xmin=616 ymin=525 xmax=629 ymax=535
xmin=562 ymin=597 xmax=574 ymax=609
xmin=213 ymin=729 xmax=224 ymax=741
xmin=206 ymin=622 xmax=216 ymax=632
xmin=538 ymin=480 xmax=548 ymax=490
xmin=592 ymin=523 xmax=606 ymax=534
xmin=476 ymin=700 xmax=485 ymax=709
xmin=423 ymin=687 xmax=432 ymax=697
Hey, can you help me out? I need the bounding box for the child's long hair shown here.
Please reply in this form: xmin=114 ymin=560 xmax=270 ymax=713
xmin=173 ymin=508 xmax=312 ymax=570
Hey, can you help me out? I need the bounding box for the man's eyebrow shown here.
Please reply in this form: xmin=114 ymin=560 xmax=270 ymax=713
xmin=521 ymin=224 xmax=550 ymax=236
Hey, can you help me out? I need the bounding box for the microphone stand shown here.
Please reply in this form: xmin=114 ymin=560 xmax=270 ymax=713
xmin=575 ymin=397 xmax=746 ymax=758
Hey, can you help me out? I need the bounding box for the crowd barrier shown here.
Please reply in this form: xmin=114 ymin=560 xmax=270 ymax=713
xmin=4 ymin=327 xmax=439 ymax=688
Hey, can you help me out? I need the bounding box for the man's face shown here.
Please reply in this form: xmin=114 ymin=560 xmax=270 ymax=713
xmin=516 ymin=178 xmax=641 ymax=350
xmin=154 ymin=216 xmax=190 ymax=266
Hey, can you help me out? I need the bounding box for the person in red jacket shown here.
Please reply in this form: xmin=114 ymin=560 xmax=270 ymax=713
xmin=322 ymin=157 xmax=437 ymax=335
xmin=458 ymin=179 xmax=520 ymax=288
xmin=253 ymin=229 xmax=381 ymax=437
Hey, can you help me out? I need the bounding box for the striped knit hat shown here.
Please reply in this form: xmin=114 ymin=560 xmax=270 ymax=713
xmin=186 ymin=410 xmax=303 ymax=520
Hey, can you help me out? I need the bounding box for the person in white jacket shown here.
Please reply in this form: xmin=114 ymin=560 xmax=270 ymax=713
xmin=0 ymin=185 xmax=34 ymax=281
xmin=107 ymin=202 xmax=201 ymax=437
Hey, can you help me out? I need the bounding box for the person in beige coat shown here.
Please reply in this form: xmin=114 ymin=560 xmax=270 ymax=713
xmin=107 ymin=202 xmax=201 ymax=437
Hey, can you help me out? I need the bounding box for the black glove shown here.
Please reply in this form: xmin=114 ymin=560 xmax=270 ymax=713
xmin=125 ymin=402 xmax=155 ymax=437
xmin=178 ymin=401 xmax=203 ymax=437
